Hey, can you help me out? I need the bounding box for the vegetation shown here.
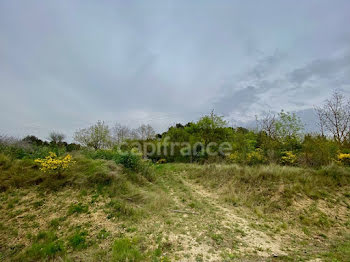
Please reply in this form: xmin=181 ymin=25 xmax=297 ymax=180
xmin=0 ymin=90 xmax=349 ymax=260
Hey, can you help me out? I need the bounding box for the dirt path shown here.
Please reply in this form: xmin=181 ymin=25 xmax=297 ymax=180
xmin=155 ymin=171 xmax=288 ymax=261
xmin=182 ymin=179 xmax=286 ymax=257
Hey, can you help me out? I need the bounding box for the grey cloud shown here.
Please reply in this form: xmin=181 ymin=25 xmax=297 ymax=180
xmin=1 ymin=1 xmax=350 ymax=139
xmin=288 ymin=53 xmax=350 ymax=85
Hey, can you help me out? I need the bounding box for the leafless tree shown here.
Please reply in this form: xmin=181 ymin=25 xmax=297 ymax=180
xmin=48 ymin=131 xmax=66 ymax=143
xmin=256 ymin=112 xmax=277 ymax=138
xmin=133 ymin=124 xmax=156 ymax=140
xmin=111 ymin=123 xmax=131 ymax=144
xmin=0 ymin=135 xmax=31 ymax=149
xmin=315 ymin=90 xmax=350 ymax=144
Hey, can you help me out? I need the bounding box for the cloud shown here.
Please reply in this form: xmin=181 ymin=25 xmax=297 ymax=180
xmin=0 ymin=1 xmax=350 ymax=140
xmin=288 ymin=52 xmax=350 ymax=85
xmin=214 ymin=48 xmax=350 ymax=125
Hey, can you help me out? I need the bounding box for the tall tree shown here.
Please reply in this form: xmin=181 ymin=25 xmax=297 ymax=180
xmin=315 ymin=90 xmax=350 ymax=144
xmin=74 ymin=121 xmax=111 ymax=149
xmin=111 ymin=123 xmax=131 ymax=144
xmin=48 ymin=131 xmax=66 ymax=144
xmin=133 ymin=124 xmax=155 ymax=140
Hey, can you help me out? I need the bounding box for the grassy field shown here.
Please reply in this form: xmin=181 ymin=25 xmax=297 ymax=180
xmin=0 ymin=154 xmax=350 ymax=261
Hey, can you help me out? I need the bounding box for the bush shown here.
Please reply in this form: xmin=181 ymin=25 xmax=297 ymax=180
xmin=280 ymin=151 xmax=297 ymax=166
xmin=338 ymin=153 xmax=350 ymax=166
xmin=91 ymin=149 xmax=118 ymax=160
xmin=117 ymin=152 xmax=141 ymax=170
xmin=246 ymin=149 xmax=266 ymax=165
xmin=35 ymin=152 xmax=75 ymax=175
xmin=301 ymin=135 xmax=339 ymax=167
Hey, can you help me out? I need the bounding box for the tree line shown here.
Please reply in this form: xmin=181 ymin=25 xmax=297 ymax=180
xmin=1 ymin=90 xmax=349 ymax=167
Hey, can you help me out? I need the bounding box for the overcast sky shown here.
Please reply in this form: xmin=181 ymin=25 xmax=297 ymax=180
xmin=1 ymin=1 xmax=350 ymax=140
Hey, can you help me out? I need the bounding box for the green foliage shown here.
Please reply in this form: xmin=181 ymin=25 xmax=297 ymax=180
xmin=112 ymin=238 xmax=143 ymax=262
xmin=117 ymin=151 xmax=142 ymax=170
xmin=74 ymin=120 xmax=111 ymax=150
xmin=301 ymin=135 xmax=339 ymax=167
xmin=275 ymin=110 xmax=304 ymax=142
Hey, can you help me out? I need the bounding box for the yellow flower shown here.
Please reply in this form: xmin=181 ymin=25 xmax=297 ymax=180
xmin=281 ymin=151 xmax=297 ymax=166
xmin=338 ymin=153 xmax=350 ymax=166
xmin=35 ymin=152 xmax=75 ymax=173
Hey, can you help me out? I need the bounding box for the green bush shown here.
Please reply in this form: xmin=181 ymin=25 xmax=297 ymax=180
xmin=91 ymin=149 xmax=118 ymax=160
xmin=116 ymin=151 xmax=141 ymax=170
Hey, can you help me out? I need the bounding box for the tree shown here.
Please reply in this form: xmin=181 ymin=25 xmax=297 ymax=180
xmin=315 ymin=90 xmax=350 ymax=144
xmin=22 ymin=135 xmax=47 ymax=146
xmin=111 ymin=123 xmax=131 ymax=144
xmin=256 ymin=112 xmax=277 ymax=138
xmin=48 ymin=131 xmax=66 ymax=144
xmin=74 ymin=121 xmax=111 ymax=149
xmin=275 ymin=110 xmax=304 ymax=140
xmin=196 ymin=110 xmax=227 ymax=130
xmin=133 ymin=124 xmax=155 ymax=140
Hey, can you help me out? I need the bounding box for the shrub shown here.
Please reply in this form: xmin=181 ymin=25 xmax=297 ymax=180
xmin=338 ymin=153 xmax=350 ymax=166
xmin=35 ymin=152 xmax=74 ymax=176
xmin=246 ymin=149 xmax=266 ymax=165
xmin=280 ymin=151 xmax=297 ymax=166
xmin=301 ymin=135 xmax=339 ymax=167
xmin=91 ymin=149 xmax=118 ymax=160
xmin=117 ymin=152 xmax=141 ymax=170
xmin=227 ymin=152 xmax=240 ymax=164
xmin=0 ymin=153 xmax=11 ymax=169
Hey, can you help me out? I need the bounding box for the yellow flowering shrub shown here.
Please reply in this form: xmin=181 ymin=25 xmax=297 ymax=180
xmin=35 ymin=152 xmax=75 ymax=174
xmin=227 ymin=152 xmax=240 ymax=163
xmin=338 ymin=153 xmax=350 ymax=166
xmin=280 ymin=151 xmax=297 ymax=166
xmin=246 ymin=149 xmax=266 ymax=165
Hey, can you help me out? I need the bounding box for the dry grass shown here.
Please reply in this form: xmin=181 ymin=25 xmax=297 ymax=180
xmin=1 ymin=159 xmax=350 ymax=261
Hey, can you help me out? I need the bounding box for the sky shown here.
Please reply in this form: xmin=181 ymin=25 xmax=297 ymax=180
xmin=1 ymin=1 xmax=350 ymax=141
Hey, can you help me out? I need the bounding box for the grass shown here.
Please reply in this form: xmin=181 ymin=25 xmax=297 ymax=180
xmin=67 ymin=230 xmax=88 ymax=250
xmin=0 ymin=154 xmax=350 ymax=261
xmin=321 ymin=236 xmax=350 ymax=261
xmin=112 ymin=238 xmax=143 ymax=261
xmin=67 ymin=203 xmax=89 ymax=215
xmin=21 ymin=231 xmax=65 ymax=261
